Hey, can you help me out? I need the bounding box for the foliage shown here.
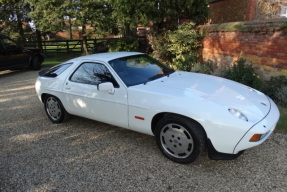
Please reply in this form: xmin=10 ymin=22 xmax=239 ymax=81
xmin=262 ymin=75 xmax=287 ymax=107
xmin=108 ymin=36 xmax=139 ymax=52
xmin=150 ymin=23 xmax=202 ymax=71
xmin=109 ymin=0 xmax=209 ymax=35
xmin=191 ymin=60 xmax=217 ymax=75
xmin=151 ymin=0 xmax=209 ymax=29
xmin=167 ymin=23 xmax=202 ymax=71
xmin=26 ymin=0 xmax=65 ymax=33
xmin=2 ymin=0 xmax=209 ymax=50
xmin=275 ymin=86 xmax=287 ymax=107
xmin=109 ymin=0 xmax=152 ymax=36
xmin=0 ymin=0 xmax=32 ymax=44
xmin=277 ymin=106 xmax=287 ymax=132
xmin=27 ymin=0 xmax=117 ymax=54
xmin=223 ymin=58 xmax=262 ymax=90
xmin=149 ymin=32 xmax=173 ymax=65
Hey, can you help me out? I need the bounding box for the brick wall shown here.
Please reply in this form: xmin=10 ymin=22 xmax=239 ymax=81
xmin=199 ymin=18 xmax=287 ymax=77
xmin=209 ymin=0 xmax=250 ymax=24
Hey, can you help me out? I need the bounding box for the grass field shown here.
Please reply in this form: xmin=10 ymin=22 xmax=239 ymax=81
xmin=42 ymin=53 xmax=81 ymax=68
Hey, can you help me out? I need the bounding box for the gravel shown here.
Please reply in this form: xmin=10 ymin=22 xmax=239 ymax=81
xmin=0 ymin=69 xmax=287 ymax=192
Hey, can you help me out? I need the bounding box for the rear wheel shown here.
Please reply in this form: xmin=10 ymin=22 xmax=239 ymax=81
xmin=44 ymin=95 xmax=68 ymax=123
xmin=32 ymin=56 xmax=41 ymax=70
xmin=155 ymin=115 xmax=206 ymax=164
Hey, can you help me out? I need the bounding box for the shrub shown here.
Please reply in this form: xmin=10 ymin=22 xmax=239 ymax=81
xmin=223 ymin=58 xmax=262 ymax=90
xmin=149 ymin=32 xmax=173 ymax=65
xmin=108 ymin=36 xmax=139 ymax=52
xmin=262 ymin=75 xmax=287 ymax=106
xmin=167 ymin=23 xmax=202 ymax=71
xmin=275 ymin=86 xmax=287 ymax=107
xmin=149 ymin=22 xmax=202 ymax=71
xmin=191 ymin=60 xmax=217 ymax=75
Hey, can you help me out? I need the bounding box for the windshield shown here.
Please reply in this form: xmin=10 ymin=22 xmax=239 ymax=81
xmin=108 ymin=54 xmax=174 ymax=87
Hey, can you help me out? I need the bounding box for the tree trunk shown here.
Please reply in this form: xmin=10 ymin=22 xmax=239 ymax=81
xmin=36 ymin=29 xmax=43 ymax=52
xmin=124 ymin=23 xmax=132 ymax=37
xmin=16 ymin=11 xmax=25 ymax=46
xmin=69 ymin=17 xmax=73 ymax=39
xmin=82 ymin=25 xmax=89 ymax=55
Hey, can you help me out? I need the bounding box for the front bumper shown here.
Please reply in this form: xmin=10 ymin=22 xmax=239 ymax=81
xmin=233 ymin=98 xmax=280 ymax=154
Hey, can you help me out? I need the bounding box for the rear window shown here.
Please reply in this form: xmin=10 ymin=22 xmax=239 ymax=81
xmin=39 ymin=63 xmax=72 ymax=77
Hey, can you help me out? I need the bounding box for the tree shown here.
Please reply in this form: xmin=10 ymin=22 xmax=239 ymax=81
xmin=27 ymin=0 xmax=66 ymax=34
xmin=110 ymin=0 xmax=209 ymax=35
xmin=110 ymin=0 xmax=153 ymax=36
xmin=68 ymin=0 xmax=115 ymax=54
xmin=28 ymin=0 xmax=116 ymax=54
xmin=0 ymin=0 xmax=32 ymax=45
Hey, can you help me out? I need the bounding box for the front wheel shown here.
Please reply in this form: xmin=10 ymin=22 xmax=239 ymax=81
xmin=44 ymin=95 xmax=68 ymax=123
xmin=155 ymin=115 xmax=206 ymax=164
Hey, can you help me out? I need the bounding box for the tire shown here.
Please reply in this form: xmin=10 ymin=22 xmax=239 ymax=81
xmin=44 ymin=95 xmax=68 ymax=123
xmin=31 ymin=56 xmax=41 ymax=70
xmin=155 ymin=115 xmax=206 ymax=164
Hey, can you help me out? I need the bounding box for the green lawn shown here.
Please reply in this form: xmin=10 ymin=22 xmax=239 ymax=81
xmin=42 ymin=53 xmax=81 ymax=68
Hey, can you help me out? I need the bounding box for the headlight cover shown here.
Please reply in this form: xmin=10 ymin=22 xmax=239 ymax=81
xmin=228 ymin=108 xmax=249 ymax=122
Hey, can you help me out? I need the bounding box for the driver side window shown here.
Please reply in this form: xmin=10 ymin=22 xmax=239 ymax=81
xmin=70 ymin=62 xmax=119 ymax=87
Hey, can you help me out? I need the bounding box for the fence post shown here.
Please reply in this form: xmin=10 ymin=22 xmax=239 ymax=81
xmin=66 ymin=40 xmax=70 ymax=54
xmin=93 ymin=39 xmax=97 ymax=52
xmin=43 ymin=41 xmax=46 ymax=54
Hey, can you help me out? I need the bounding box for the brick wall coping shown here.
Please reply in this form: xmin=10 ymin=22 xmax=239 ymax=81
xmin=199 ymin=18 xmax=287 ymax=33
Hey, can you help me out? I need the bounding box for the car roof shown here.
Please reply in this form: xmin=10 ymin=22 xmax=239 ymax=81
xmin=67 ymin=52 xmax=144 ymax=63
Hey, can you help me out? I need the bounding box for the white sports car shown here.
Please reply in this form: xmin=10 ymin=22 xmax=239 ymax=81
xmin=35 ymin=52 xmax=280 ymax=164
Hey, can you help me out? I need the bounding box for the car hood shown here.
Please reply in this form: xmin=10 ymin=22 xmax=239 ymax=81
xmin=133 ymin=71 xmax=270 ymax=120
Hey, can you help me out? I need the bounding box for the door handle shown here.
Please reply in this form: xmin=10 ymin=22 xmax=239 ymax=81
xmin=65 ymin=82 xmax=71 ymax=90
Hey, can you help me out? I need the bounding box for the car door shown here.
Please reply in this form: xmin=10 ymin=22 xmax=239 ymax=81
xmin=63 ymin=62 xmax=129 ymax=128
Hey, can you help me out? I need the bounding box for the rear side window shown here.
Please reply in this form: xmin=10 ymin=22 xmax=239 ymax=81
xmin=39 ymin=63 xmax=72 ymax=77
xmin=70 ymin=62 xmax=119 ymax=87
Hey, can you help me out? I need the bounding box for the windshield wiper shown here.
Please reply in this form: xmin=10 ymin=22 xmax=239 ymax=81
xmin=165 ymin=69 xmax=175 ymax=77
xmin=144 ymin=73 xmax=166 ymax=85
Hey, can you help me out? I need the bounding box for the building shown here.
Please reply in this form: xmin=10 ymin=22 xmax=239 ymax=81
xmin=209 ymin=0 xmax=287 ymax=24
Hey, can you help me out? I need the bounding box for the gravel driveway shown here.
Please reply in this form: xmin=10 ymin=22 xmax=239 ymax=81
xmin=0 ymin=69 xmax=286 ymax=192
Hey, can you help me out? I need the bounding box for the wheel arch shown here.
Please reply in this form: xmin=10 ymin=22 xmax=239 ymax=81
xmin=41 ymin=93 xmax=49 ymax=103
xmin=29 ymin=54 xmax=44 ymax=68
xmin=151 ymin=112 xmax=207 ymax=139
xmin=41 ymin=93 xmax=61 ymax=104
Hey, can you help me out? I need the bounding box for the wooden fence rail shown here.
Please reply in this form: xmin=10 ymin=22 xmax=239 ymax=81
xmin=40 ymin=38 xmax=114 ymax=54
xmin=25 ymin=37 xmax=148 ymax=54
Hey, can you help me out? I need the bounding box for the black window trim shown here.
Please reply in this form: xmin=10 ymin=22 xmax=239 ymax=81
xmin=39 ymin=62 xmax=73 ymax=77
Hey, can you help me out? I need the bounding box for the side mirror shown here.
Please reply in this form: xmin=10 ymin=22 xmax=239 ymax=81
xmin=97 ymin=82 xmax=115 ymax=94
